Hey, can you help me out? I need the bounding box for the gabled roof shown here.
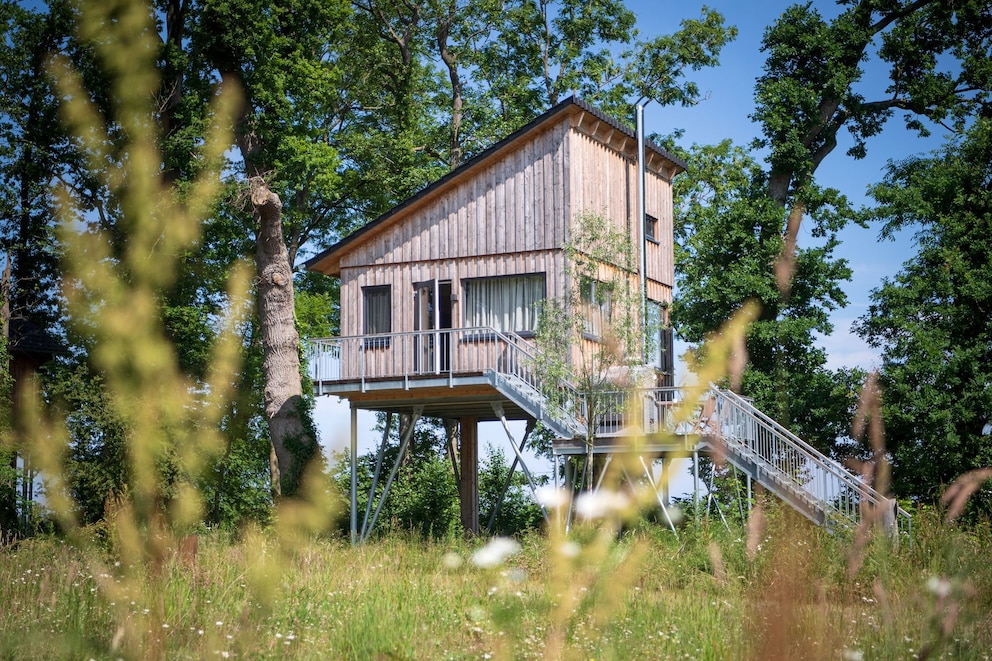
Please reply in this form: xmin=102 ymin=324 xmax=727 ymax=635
xmin=305 ymin=96 xmax=686 ymax=276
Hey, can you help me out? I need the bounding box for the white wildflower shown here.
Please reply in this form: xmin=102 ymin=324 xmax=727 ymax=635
xmin=927 ymin=576 xmax=951 ymax=598
xmin=442 ymin=552 xmax=463 ymax=570
xmin=471 ymin=537 xmax=521 ymax=568
xmin=535 ymin=485 xmax=569 ymax=510
xmin=575 ymin=489 xmax=631 ymax=520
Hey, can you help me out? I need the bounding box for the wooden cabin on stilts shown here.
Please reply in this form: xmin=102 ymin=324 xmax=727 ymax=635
xmin=304 ymin=97 xmax=909 ymax=542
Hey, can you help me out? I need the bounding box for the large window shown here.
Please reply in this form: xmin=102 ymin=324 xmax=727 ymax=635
xmin=363 ymin=285 xmax=391 ymax=338
xmin=463 ymin=274 xmax=545 ymax=334
xmin=580 ymin=278 xmax=613 ymax=338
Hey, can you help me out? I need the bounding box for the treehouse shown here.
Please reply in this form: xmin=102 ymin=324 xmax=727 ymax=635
xmin=305 ymin=97 xmax=909 ymax=540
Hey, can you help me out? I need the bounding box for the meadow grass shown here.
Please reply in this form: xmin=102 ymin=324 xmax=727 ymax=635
xmin=4 ymin=3 xmax=990 ymax=660
xmin=1 ymin=507 xmax=989 ymax=660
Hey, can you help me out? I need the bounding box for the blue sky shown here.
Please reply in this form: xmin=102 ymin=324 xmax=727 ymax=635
xmin=632 ymin=0 xmax=948 ymax=372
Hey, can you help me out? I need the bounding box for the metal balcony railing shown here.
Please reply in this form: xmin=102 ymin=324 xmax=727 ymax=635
xmin=306 ymin=332 xmax=910 ymax=534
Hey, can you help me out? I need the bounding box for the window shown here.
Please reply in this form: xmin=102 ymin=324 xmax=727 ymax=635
xmin=644 ymin=213 xmax=658 ymax=242
xmin=646 ymin=300 xmax=674 ymax=377
xmin=580 ymin=278 xmax=613 ymax=338
xmin=463 ymin=274 xmax=545 ymax=334
xmin=363 ymin=286 xmax=391 ymax=346
xmin=646 ymin=301 xmax=664 ymax=367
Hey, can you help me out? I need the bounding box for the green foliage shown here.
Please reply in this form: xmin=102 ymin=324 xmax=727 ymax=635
xmin=0 ymin=0 xmax=76 ymax=326
xmin=45 ymin=364 xmax=130 ymax=526
xmin=479 ymin=444 xmax=543 ymax=535
xmin=334 ymin=417 xmax=543 ymax=539
xmin=754 ymin=0 xmax=992 ymax=207
xmin=335 ymin=415 xmax=458 ymax=539
xmin=0 ymin=324 xmax=14 ymax=536
xmin=294 ymin=276 xmax=338 ymax=340
xmin=856 ymin=118 xmax=992 ymax=515
xmin=670 ymin=140 xmax=858 ymax=454
xmin=350 ymin=0 xmax=735 ymax=176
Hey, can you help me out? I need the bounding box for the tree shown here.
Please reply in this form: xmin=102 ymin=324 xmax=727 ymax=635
xmin=535 ymin=210 xmax=640 ymax=490
xmin=0 ymin=268 xmax=14 ymax=534
xmin=855 ymin=118 xmax=992 ymax=515
xmin=357 ymin=0 xmax=735 ymax=170
xmin=192 ymin=0 xmax=363 ymax=495
xmin=753 ymin=0 xmax=992 ymax=291
xmin=670 ymin=140 xmax=857 ymax=454
xmin=673 ymin=0 xmax=992 ymax=454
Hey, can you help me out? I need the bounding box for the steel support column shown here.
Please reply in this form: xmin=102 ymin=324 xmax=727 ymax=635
xmin=486 ymin=419 xmax=536 ymax=532
xmin=636 ymin=457 xmax=679 ymax=537
xmin=693 ymin=449 xmax=700 ymax=512
xmin=361 ymin=411 xmax=393 ymax=540
xmin=362 ymin=406 xmax=423 ymax=542
xmin=493 ymin=404 xmax=549 ymax=524
xmin=350 ymin=405 xmax=358 ymax=545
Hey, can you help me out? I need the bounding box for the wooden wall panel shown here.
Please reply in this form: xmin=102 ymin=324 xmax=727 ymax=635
xmin=565 ymin=124 xmax=675 ymax=299
xmin=335 ymin=110 xmax=676 ymax=337
xmin=340 ymin=250 xmax=563 ymax=336
xmin=338 ymin=123 xmax=568 ymax=267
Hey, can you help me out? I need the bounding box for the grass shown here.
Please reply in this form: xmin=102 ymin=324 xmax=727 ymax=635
xmin=2 ymin=507 xmax=990 ymax=660
xmin=4 ymin=3 xmax=990 ymax=660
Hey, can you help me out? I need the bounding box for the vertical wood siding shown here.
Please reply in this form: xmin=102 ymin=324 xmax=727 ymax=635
xmin=336 ymin=108 xmax=676 ymax=338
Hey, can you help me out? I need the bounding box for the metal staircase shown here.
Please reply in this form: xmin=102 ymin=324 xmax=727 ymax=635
xmin=487 ymin=342 xmax=911 ymax=532
xmin=692 ymin=387 xmax=911 ymax=534
xmin=479 ymin=330 xmax=585 ymax=439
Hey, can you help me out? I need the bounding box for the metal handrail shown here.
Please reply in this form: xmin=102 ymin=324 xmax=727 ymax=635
xmin=306 ymin=333 xmax=910 ymax=534
xmin=550 ymin=383 xmax=910 ymax=533
xmin=709 ymin=387 xmax=911 ymax=533
xmin=305 ymin=328 xmax=585 ymax=434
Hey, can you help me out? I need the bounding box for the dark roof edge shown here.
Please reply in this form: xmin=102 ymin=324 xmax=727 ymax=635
xmin=569 ymin=96 xmax=688 ymax=172
xmin=304 ymin=96 xmax=686 ymax=272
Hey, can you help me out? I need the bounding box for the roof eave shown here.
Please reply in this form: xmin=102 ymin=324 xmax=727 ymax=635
xmin=304 ymin=96 xmax=686 ymax=275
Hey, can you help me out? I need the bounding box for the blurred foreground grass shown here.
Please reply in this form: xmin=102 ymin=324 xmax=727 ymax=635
xmin=5 ymin=1 xmax=991 ymax=660
xmin=1 ymin=508 xmax=989 ymax=660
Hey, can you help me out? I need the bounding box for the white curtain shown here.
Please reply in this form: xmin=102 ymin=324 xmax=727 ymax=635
xmin=363 ymin=286 xmax=391 ymax=334
xmin=581 ymin=278 xmax=612 ymax=337
xmin=463 ymin=275 xmax=545 ymax=333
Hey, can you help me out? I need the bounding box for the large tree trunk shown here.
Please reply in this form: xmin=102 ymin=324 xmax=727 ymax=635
xmin=251 ymin=179 xmax=318 ymax=497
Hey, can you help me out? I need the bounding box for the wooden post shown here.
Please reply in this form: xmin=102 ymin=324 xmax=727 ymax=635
xmin=459 ymin=416 xmax=478 ymax=534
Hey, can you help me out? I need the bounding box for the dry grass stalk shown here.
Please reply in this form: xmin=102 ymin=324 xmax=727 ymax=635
xmin=941 ymin=468 xmax=992 ymax=522
xmin=708 ymin=541 xmax=727 ymax=584
xmin=846 ymin=371 xmax=894 ymax=577
xmin=746 ymin=500 xmax=765 ymax=562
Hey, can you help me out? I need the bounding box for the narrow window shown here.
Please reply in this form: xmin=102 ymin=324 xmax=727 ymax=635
xmin=646 ymin=301 xmax=664 ymax=368
xmin=644 ymin=213 xmax=659 ymax=242
xmin=646 ymin=300 xmax=674 ymax=378
xmin=363 ymin=285 xmax=391 ymax=346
